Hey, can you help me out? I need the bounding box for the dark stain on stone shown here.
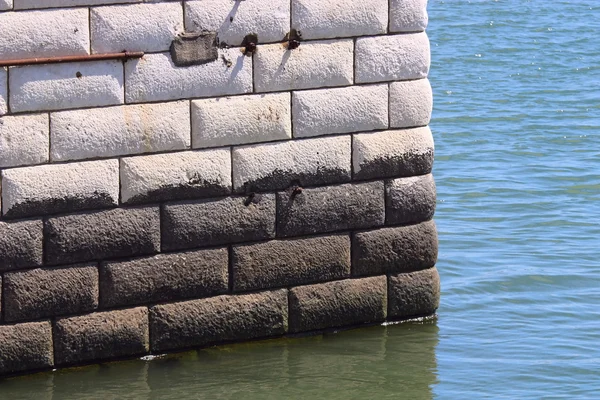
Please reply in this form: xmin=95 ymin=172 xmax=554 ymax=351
xmin=75 ymin=71 xmax=82 ymax=78
xmin=3 ymin=193 xmax=116 ymax=219
xmin=285 ymin=29 xmax=302 ymax=50
xmin=125 ymin=182 xmax=231 ymax=206
xmin=170 ymin=32 xmax=219 ymax=67
xmin=221 ymin=54 xmax=233 ymax=67
xmin=354 ymin=150 xmax=434 ymax=181
xmin=237 ymin=167 xmax=351 ymax=195
xmin=241 ymin=33 xmax=258 ymax=56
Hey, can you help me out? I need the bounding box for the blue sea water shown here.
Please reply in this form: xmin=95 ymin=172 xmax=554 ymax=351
xmin=1 ymin=0 xmax=599 ymax=398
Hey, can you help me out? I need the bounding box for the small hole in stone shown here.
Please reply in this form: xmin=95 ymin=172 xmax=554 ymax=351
xmin=76 ymin=72 xmax=83 ymax=78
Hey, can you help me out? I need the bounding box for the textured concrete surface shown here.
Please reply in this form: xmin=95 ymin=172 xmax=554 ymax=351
xmin=388 ymin=267 xmax=440 ymax=319
xmin=162 ymin=195 xmax=276 ymax=251
xmin=0 ymin=322 xmax=53 ymax=375
xmin=192 ymin=92 xmax=291 ymax=148
xmin=45 ymin=207 xmax=160 ymax=265
xmin=352 ymin=221 xmax=438 ymax=276
xmin=0 ymin=114 xmax=48 ymax=168
xmin=3 ymin=264 xmax=98 ymax=322
xmin=232 ymin=135 xmax=351 ymax=193
xmin=53 ymin=307 xmax=149 ymax=366
xmin=0 ymin=220 xmax=43 ymax=272
xmin=353 ymin=127 xmax=435 ymax=180
xmin=120 ymin=149 xmax=231 ymax=204
xmin=390 ymin=79 xmax=433 ymax=128
xmin=277 ymin=181 xmax=385 ymax=237
xmin=390 ymin=0 xmax=428 ymax=32
xmin=288 ymin=276 xmax=387 ymax=333
xmin=386 ymin=174 xmax=436 ymax=225
xmin=232 ymin=234 xmax=351 ymax=291
xmin=100 ymin=248 xmax=228 ymax=308
xmin=150 ymin=290 xmax=288 ymax=352
xmin=292 ymin=85 xmax=388 ymax=138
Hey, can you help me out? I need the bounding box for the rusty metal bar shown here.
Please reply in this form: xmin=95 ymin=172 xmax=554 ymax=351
xmin=0 ymin=51 xmax=145 ymax=67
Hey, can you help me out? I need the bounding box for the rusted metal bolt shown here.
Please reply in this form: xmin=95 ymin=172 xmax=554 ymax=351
xmin=288 ymin=39 xmax=300 ymax=50
xmin=244 ymin=192 xmax=256 ymax=206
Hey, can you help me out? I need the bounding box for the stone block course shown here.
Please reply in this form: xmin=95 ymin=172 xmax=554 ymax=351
xmin=386 ymin=174 xmax=436 ymax=225
xmin=1 ymin=159 xmax=119 ymax=218
xmin=277 ymin=181 xmax=385 ymax=237
xmin=53 ymin=307 xmax=149 ymax=366
xmin=91 ymin=3 xmax=184 ymax=54
xmin=14 ymin=0 xmax=142 ymax=9
xmin=10 ymin=60 xmax=124 ymax=113
xmin=355 ymin=33 xmax=430 ymax=83
xmin=51 ymin=101 xmax=190 ymax=162
xmin=3 ymin=264 xmax=98 ymax=322
xmin=100 ymin=248 xmax=229 ymax=308
xmin=254 ymin=39 xmax=354 ymax=93
xmin=0 ymin=8 xmax=89 ymax=59
xmin=352 ymin=221 xmax=438 ymax=277
xmin=150 ymin=290 xmax=288 ymax=352
xmin=390 ymin=0 xmax=429 ymax=33
xmin=0 ymin=322 xmax=53 ymax=375
xmin=388 ymin=267 xmax=440 ymax=319
xmin=45 ymin=206 xmax=160 ymax=265
xmin=125 ymin=51 xmax=252 ymax=104
xmin=353 ymin=127 xmax=434 ymax=180
xmin=120 ymin=149 xmax=231 ymax=205
xmin=232 ymin=234 xmax=351 ymax=291
xmin=0 ymin=68 xmax=6 ymax=116
xmin=192 ymin=93 xmax=291 ymax=149
xmin=162 ymin=195 xmax=276 ymax=251
xmin=185 ymin=0 xmax=290 ymax=46
xmin=390 ymin=79 xmax=433 ymax=128
xmin=0 ymin=220 xmax=43 ymax=272
xmin=288 ymin=276 xmax=387 ymax=333
xmin=292 ymin=0 xmax=387 ymax=40
xmin=292 ymin=85 xmax=388 ymax=138
xmin=232 ymin=135 xmax=351 ymax=193
xmin=0 ymin=114 xmax=49 ymax=168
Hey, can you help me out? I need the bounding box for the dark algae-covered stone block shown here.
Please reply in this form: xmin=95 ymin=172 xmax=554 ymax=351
xmin=232 ymin=234 xmax=351 ymax=291
xmin=386 ymin=174 xmax=436 ymax=225
xmin=0 ymin=219 xmax=43 ymax=272
xmin=150 ymin=290 xmax=288 ymax=352
xmin=100 ymin=248 xmax=229 ymax=308
xmin=288 ymin=276 xmax=387 ymax=333
xmin=0 ymin=322 xmax=54 ymax=375
xmin=352 ymin=221 xmax=438 ymax=276
xmin=53 ymin=307 xmax=149 ymax=366
xmin=388 ymin=267 xmax=440 ymax=319
xmin=170 ymin=32 xmax=218 ymax=67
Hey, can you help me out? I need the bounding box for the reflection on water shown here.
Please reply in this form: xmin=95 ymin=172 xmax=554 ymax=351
xmin=0 ymin=321 xmax=438 ymax=399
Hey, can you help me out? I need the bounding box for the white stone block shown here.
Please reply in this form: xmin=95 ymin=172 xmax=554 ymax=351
xmin=390 ymin=79 xmax=432 ymax=128
xmin=91 ymin=3 xmax=183 ymax=53
xmin=292 ymin=85 xmax=388 ymax=138
xmin=192 ymin=93 xmax=291 ymax=149
xmin=254 ymin=39 xmax=354 ymax=93
xmin=0 ymin=114 xmax=49 ymax=168
xmin=355 ymin=33 xmax=430 ymax=84
xmin=390 ymin=0 xmax=429 ymax=32
xmin=0 ymin=8 xmax=89 ymax=59
xmin=0 ymin=0 xmax=12 ymax=11
xmin=125 ymin=50 xmax=252 ymax=103
xmin=1 ymin=159 xmax=119 ymax=218
xmin=51 ymin=101 xmax=190 ymax=162
xmin=0 ymin=68 xmax=6 ymax=116
xmin=10 ymin=60 xmax=124 ymax=113
xmin=14 ymin=0 xmax=142 ymax=9
xmin=292 ymin=0 xmax=387 ymax=40
xmin=232 ymin=135 xmax=351 ymax=192
xmin=185 ymin=0 xmax=289 ymax=46
xmin=120 ymin=149 xmax=232 ymax=204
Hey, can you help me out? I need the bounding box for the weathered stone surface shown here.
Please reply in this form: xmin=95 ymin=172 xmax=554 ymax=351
xmin=3 ymin=264 xmax=98 ymax=322
xmin=14 ymin=0 xmax=141 ymax=8
xmin=162 ymin=195 xmax=275 ymax=251
xmin=353 ymin=127 xmax=434 ymax=181
xmin=170 ymin=32 xmax=218 ymax=67
xmin=288 ymin=276 xmax=387 ymax=333
xmin=54 ymin=307 xmax=149 ymax=366
xmin=150 ymin=290 xmax=288 ymax=352
xmin=232 ymin=135 xmax=351 ymax=193
xmin=0 ymin=322 xmax=54 ymax=375
xmin=390 ymin=0 xmax=428 ymax=32
xmin=100 ymin=248 xmax=229 ymax=308
xmin=0 ymin=219 xmax=43 ymax=272
xmin=386 ymin=174 xmax=436 ymax=225
xmin=232 ymin=234 xmax=351 ymax=291
xmin=0 ymin=68 xmax=6 ymax=116
xmin=388 ymin=267 xmax=440 ymax=319
xmin=0 ymin=114 xmax=49 ymax=168
xmin=1 ymin=159 xmax=119 ymax=219
xmin=277 ymin=181 xmax=385 ymax=237
xmin=45 ymin=207 xmax=160 ymax=265
xmin=120 ymin=149 xmax=231 ymax=205
xmin=352 ymin=221 xmax=438 ymax=277
xmin=389 ymin=79 xmax=433 ymax=128
xmin=0 ymin=0 xmax=11 ymax=11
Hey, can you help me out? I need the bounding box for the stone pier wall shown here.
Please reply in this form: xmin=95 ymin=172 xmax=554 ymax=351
xmin=0 ymin=0 xmax=439 ymax=376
